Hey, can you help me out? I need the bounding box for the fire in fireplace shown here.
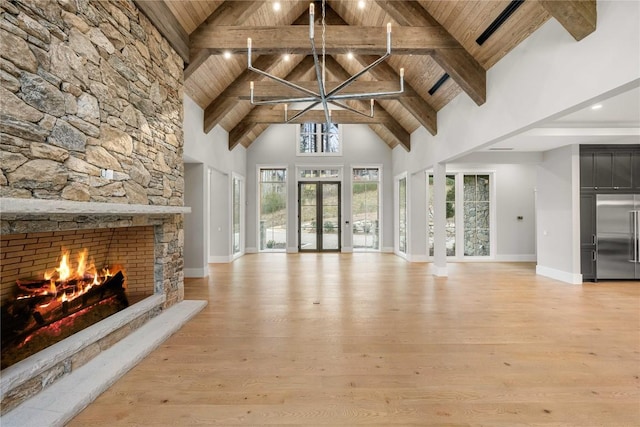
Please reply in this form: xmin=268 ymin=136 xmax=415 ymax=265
xmin=1 ymin=249 xmax=129 ymax=369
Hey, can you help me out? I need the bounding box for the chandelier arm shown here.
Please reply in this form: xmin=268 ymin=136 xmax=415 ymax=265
xmin=285 ymin=100 xmax=323 ymax=123
xmin=248 ymin=66 xmax=319 ymax=99
xmin=324 ymin=52 xmax=391 ymax=99
xmin=328 ymin=100 xmax=374 ymax=119
xmin=249 ymin=96 xmax=319 ymax=106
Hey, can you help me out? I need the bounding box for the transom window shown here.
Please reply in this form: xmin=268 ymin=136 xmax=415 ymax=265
xmin=298 ymin=123 xmax=341 ymax=156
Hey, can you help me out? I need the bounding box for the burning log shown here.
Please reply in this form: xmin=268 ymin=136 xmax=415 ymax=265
xmin=1 ymin=272 xmax=128 ymax=350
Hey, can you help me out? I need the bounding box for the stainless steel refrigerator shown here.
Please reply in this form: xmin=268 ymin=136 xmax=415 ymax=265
xmin=596 ymin=194 xmax=640 ymax=279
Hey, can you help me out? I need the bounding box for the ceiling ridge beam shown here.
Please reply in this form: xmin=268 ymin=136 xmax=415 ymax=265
xmin=374 ymin=0 xmax=486 ymax=106
xmin=185 ymin=1 xmax=264 ymax=79
xmin=539 ymin=0 xmax=596 ymax=41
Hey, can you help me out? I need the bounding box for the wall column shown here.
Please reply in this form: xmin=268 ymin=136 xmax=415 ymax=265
xmin=433 ymin=162 xmax=448 ymax=277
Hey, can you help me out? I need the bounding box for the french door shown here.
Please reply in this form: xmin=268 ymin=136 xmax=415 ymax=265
xmin=298 ymin=181 xmax=341 ymax=252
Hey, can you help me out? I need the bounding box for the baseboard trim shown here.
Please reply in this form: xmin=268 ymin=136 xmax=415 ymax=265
xmin=208 ymin=255 xmax=231 ymax=263
xmin=341 ymin=247 xmax=353 ymax=253
xmin=382 ymin=246 xmax=394 ymax=253
xmin=495 ymin=254 xmax=537 ymax=262
xmin=536 ymin=265 xmax=582 ymax=284
xmin=183 ymin=267 xmax=208 ymax=278
xmin=245 ymin=247 xmax=258 ymax=254
xmin=286 ymin=247 xmax=298 ymax=253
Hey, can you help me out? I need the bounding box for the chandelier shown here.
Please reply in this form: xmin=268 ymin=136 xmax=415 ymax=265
xmin=247 ymin=0 xmax=404 ymax=126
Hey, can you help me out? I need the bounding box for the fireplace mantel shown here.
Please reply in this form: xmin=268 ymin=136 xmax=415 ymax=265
xmin=0 ymin=198 xmax=191 ymax=216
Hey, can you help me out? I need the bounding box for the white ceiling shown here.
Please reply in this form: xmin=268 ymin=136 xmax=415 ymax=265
xmin=483 ymin=84 xmax=640 ymax=152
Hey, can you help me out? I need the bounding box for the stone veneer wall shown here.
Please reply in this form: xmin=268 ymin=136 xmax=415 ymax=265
xmin=0 ymin=0 xmax=185 ymax=306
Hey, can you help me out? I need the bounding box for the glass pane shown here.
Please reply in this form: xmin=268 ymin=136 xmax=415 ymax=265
xmin=322 ymin=205 xmax=339 ymax=250
xmin=428 ymin=174 xmax=455 ymax=257
xmin=399 ymin=177 xmax=407 ymax=254
xmin=259 ymin=175 xmax=286 ymax=251
xmin=233 ymin=178 xmax=241 ymax=254
xmin=299 ymin=123 xmax=317 ymax=153
xmin=463 ymin=174 xmax=490 ymax=257
xmin=353 ymin=178 xmax=379 ymax=250
xmin=300 ymin=184 xmax=317 ymax=250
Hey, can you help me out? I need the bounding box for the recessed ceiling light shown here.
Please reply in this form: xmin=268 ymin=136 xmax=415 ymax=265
xmin=347 ymin=52 xmax=354 ymax=60
xmin=223 ymin=51 xmax=232 ymax=59
xmin=273 ymin=2 xmax=281 ymax=12
xmin=358 ymin=1 xmax=366 ymax=9
xmin=591 ymin=104 xmax=603 ymax=110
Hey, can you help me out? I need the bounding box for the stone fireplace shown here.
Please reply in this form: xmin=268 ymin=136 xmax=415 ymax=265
xmin=0 ymin=0 xmax=189 ymax=418
xmin=0 ymin=200 xmax=189 ymax=414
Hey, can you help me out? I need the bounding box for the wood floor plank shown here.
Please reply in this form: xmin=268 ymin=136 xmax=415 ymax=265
xmin=68 ymin=254 xmax=640 ymax=426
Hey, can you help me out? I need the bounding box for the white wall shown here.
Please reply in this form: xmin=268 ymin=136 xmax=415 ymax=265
xmin=183 ymin=95 xmax=247 ymax=268
xmin=535 ymin=145 xmax=581 ymax=284
xmin=184 ymin=163 xmax=207 ymax=277
xmin=245 ymin=123 xmax=393 ymax=252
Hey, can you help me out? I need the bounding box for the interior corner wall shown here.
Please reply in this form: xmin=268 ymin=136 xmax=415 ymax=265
xmin=183 ymin=95 xmax=247 ymax=265
xmin=535 ymin=144 xmax=582 ymax=284
xmin=246 ymin=124 xmax=393 ymax=252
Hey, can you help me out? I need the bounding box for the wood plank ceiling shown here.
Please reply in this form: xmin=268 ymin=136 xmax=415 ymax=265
xmin=135 ymin=0 xmax=597 ymax=151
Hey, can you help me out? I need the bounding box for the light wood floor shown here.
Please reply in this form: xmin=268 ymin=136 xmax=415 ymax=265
xmin=69 ymin=254 xmax=640 ymax=426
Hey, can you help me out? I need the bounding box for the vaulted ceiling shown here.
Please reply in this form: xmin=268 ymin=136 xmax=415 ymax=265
xmin=134 ymin=0 xmax=596 ymax=151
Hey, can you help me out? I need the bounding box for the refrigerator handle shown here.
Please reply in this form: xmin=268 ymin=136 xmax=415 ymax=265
xmin=636 ymin=211 xmax=640 ymax=263
xmin=632 ymin=211 xmax=639 ymax=263
xmin=592 ymin=234 xmax=596 ymax=245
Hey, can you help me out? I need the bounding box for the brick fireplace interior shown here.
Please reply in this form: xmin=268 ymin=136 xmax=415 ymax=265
xmin=1 ymin=226 xmax=155 ymax=304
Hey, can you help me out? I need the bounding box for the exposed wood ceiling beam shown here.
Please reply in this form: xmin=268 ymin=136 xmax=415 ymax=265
xmin=375 ymin=0 xmax=486 ymax=106
xmin=185 ymin=1 xmax=264 ymax=79
xmin=539 ymin=0 xmax=596 ymax=41
xmin=133 ymin=0 xmax=189 ymax=63
xmin=190 ymin=25 xmax=460 ymax=54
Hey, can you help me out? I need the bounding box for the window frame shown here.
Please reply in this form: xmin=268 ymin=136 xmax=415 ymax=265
xmin=296 ymin=123 xmax=343 ymax=157
xmin=256 ymin=165 xmax=289 ymax=253
xmin=426 ymin=170 xmax=497 ymax=261
xmin=351 ymin=165 xmax=383 ymax=252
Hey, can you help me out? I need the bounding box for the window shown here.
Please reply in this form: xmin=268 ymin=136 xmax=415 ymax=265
xmin=397 ymin=176 xmax=407 ymax=254
xmin=232 ymin=175 xmax=243 ymax=256
xmin=426 ymin=172 xmax=492 ymax=259
xmin=298 ymin=123 xmax=341 ymax=155
xmin=352 ymin=168 xmax=380 ymax=251
xmin=428 ymin=174 xmax=456 ymax=256
xmin=259 ymin=168 xmax=287 ymax=251
xmin=463 ymin=174 xmax=490 ymax=256
xmin=298 ymin=167 xmax=342 ymax=181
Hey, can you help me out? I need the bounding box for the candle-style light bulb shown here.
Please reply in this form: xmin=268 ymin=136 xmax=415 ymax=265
xmin=386 ymin=23 xmax=392 ymax=54
xmin=387 ymin=23 xmax=391 ymax=34
xmin=400 ymin=68 xmax=404 ymax=78
xmin=247 ymin=37 xmax=252 ymax=66
xmin=309 ymin=3 xmax=314 ymax=39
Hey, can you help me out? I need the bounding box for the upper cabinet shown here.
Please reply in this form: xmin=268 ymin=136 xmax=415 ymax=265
xmin=581 ymin=146 xmax=639 ymax=191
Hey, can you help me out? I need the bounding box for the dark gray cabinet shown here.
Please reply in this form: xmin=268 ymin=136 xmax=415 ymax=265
xmin=582 ymin=150 xmax=634 ymax=190
xmin=580 ymin=193 xmax=596 ymax=280
xmin=579 ymin=145 xmax=640 ymax=281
